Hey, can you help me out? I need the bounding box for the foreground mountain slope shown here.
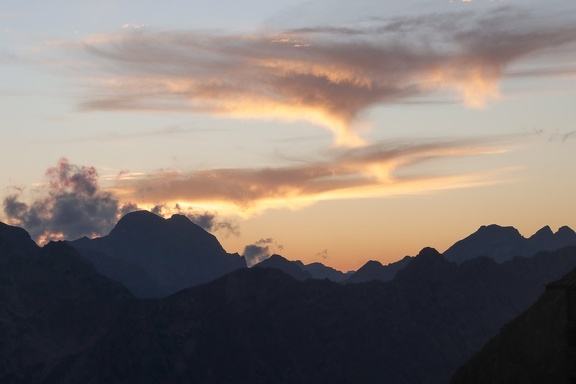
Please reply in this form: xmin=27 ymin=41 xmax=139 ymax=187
xmin=0 ymin=239 xmax=133 ymax=383
xmin=70 ymin=210 xmax=246 ymax=297
xmin=451 ymin=262 xmax=576 ymax=383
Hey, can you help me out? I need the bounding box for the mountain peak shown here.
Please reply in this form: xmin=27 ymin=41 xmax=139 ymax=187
xmin=167 ymin=213 xmax=191 ymax=224
xmin=477 ymin=224 xmax=522 ymax=237
xmin=0 ymin=221 xmax=39 ymax=254
xmin=533 ymin=225 xmax=553 ymax=237
xmin=556 ymin=225 xmax=576 ymax=237
xmin=417 ymin=247 xmax=442 ymax=259
xmin=70 ymin=210 xmax=246 ymax=297
xmin=111 ymin=210 xmax=164 ymax=234
xmin=443 ymin=224 xmax=524 ymax=263
xmin=253 ymin=254 xmax=312 ymax=281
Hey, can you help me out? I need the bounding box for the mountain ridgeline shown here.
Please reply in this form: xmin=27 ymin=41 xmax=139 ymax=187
xmin=69 ymin=211 xmax=246 ymax=297
xmin=443 ymin=224 xmax=576 ymax=263
xmin=1 ymin=213 xmax=576 ymax=383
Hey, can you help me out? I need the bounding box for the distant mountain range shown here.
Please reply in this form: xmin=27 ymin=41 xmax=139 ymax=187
xmin=2 ymin=213 xmax=576 ymax=383
xmin=443 ymin=224 xmax=576 ymax=263
xmin=346 ymin=224 xmax=576 ymax=284
xmin=253 ymin=254 xmax=353 ymax=282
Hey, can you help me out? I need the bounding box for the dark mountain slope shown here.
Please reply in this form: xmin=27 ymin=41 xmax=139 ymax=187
xmin=46 ymin=246 xmax=576 ymax=384
xmin=70 ymin=210 xmax=246 ymax=297
xmin=0 ymin=241 xmax=134 ymax=384
xmin=0 ymin=221 xmax=39 ymax=254
xmin=451 ymin=265 xmax=576 ymax=384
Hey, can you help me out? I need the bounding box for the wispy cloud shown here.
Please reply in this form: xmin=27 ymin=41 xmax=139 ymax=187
xmin=242 ymin=238 xmax=284 ymax=267
xmin=112 ymin=136 xmax=519 ymax=213
xmin=70 ymin=4 xmax=576 ymax=145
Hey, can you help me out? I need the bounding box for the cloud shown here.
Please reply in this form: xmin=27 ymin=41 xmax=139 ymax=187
xmin=562 ymin=131 xmax=576 ymax=143
xmin=242 ymin=238 xmax=284 ymax=267
xmin=3 ymin=158 xmax=126 ymax=243
xmin=2 ymin=158 xmax=239 ymax=243
xmin=71 ymin=3 xmax=576 ymax=145
xmin=112 ymin=136 xmax=519 ymax=213
xmin=150 ymin=203 xmax=240 ymax=237
xmin=315 ymin=249 xmax=329 ymax=260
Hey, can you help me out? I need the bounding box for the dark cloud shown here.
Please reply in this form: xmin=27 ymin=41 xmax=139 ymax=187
xmin=2 ymin=159 xmax=238 ymax=243
xmin=2 ymin=158 xmax=128 ymax=243
xmin=74 ymin=4 xmax=576 ymax=144
xmin=242 ymin=238 xmax=284 ymax=267
xmin=562 ymin=131 xmax=576 ymax=143
xmin=315 ymin=249 xmax=329 ymax=260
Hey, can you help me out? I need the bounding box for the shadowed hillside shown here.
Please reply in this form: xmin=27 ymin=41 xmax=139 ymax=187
xmin=451 ymin=264 xmax=576 ymax=384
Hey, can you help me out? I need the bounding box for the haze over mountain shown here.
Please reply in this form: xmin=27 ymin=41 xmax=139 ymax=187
xmin=69 ymin=210 xmax=246 ymax=297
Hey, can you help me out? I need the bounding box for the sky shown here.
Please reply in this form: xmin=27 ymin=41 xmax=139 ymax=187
xmin=1 ymin=0 xmax=576 ymax=271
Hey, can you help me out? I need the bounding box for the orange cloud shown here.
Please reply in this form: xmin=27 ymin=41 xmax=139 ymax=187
xmin=112 ymin=136 xmax=519 ymax=215
xmin=72 ymin=6 xmax=576 ymax=145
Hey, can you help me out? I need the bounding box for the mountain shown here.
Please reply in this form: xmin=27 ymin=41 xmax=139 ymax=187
xmin=253 ymin=254 xmax=313 ymax=280
xmin=0 ymin=238 xmax=133 ymax=383
xmin=3 ymin=221 xmax=576 ymax=383
xmin=0 ymin=221 xmax=39 ymax=254
xmin=443 ymin=224 xmax=576 ymax=263
xmin=12 ymin=245 xmax=574 ymax=384
xmin=451 ymin=259 xmax=576 ymax=383
xmin=69 ymin=210 xmax=246 ymax=297
xmin=253 ymin=256 xmax=351 ymax=282
xmin=344 ymin=256 xmax=412 ymax=283
xmin=299 ymin=261 xmax=353 ymax=282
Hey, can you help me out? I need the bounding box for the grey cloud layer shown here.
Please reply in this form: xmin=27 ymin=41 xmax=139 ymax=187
xmin=76 ymin=5 xmax=576 ymax=143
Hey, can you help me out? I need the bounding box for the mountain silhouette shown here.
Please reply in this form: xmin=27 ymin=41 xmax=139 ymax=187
xmin=3 ymin=220 xmax=576 ymax=383
xmin=0 ymin=239 xmax=133 ymax=383
xmin=299 ymin=261 xmax=353 ymax=282
xmin=345 ymin=256 xmax=412 ymax=283
xmin=0 ymin=221 xmax=39 ymax=254
xmin=253 ymin=254 xmax=313 ymax=280
xmin=70 ymin=210 xmax=246 ymax=297
xmin=443 ymin=224 xmax=576 ymax=263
